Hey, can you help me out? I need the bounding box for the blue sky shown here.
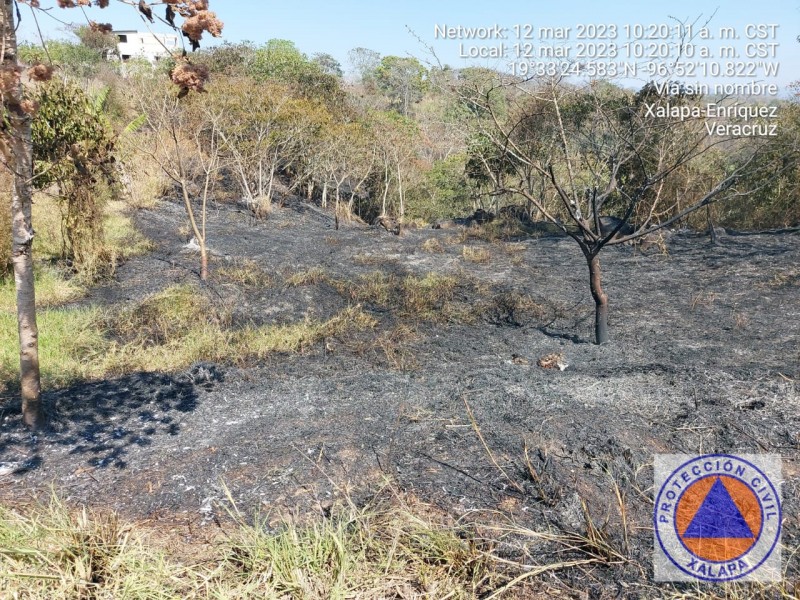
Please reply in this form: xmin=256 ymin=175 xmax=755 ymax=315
xmin=19 ymin=0 xmax=800 ymax=89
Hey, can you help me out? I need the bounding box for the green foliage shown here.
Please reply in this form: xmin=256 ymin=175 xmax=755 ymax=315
xmin=122 ymin=112 xmax=147 ymax=136
xmin=249 ymin=39 xmax=309 ymax=81
xmin=374 ymin=56 xmax=427 ymax=114
xmin=32 ymin=80 xmax=114 ymax=190
xmin=205 ymin=76 xmax=334 ymax=206
xmin=199 ymin=41 xmax=258 ymax=76
xmin=465 ymin=132 xmax=518 ymax=187
xmin=406 ymin=154 xmax=474 ymax=221
xmin=348 ymin=47 xmax=381 ymax=84
xmin=18 ymin=40 xmax=106 ymax=79
xmin=311 ymin=52 xmax=343 ymax=77
xmin=90 ymin=85 xmax=111 ymax=115
xmin=247 ymin=39 xmax=343 ymax=105
xmin=455 ymin=67 xmax=508 ymax=120
xmin=72 ymin=24 xmax=118 ymax=55
xmin=721 ymin=95 xmax=800 ymax=228
xmin=31 ymin=80 xmax=118 ymax=271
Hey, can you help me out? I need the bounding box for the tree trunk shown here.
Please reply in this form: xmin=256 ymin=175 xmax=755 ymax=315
xmin=587 ymin=254 xmax=609 ymax=344
xmin=200 ymin=245 xmax=208 ymax=280
xmin=396 ymin=159 xmax=404 ymax=218
xmin=381 ymin=164 xmax=390 ymax=216
xmin=707 ymin=205 xmax=718 ymax=245
xmin=334 ymin=186 xmax=340 ymax=230
xmin=2 ymin=1 xmax=44 ymax=428
xmin=257 ymin=159 xmax=263 ymax=199
xmin=180 ymin=179 xmax=207 ymax=281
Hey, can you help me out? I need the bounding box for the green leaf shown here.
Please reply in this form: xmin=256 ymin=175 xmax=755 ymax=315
xmin=122 ymin=113 xmax=147 ymax=136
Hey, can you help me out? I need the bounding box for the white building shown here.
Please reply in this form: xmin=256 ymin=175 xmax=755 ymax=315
xmin=114 ymin=30 xmax=179 ymax=63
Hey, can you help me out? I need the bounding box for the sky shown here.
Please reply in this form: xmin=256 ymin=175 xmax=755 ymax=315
xmin=18 ymin=0 xmax=800 ymax=91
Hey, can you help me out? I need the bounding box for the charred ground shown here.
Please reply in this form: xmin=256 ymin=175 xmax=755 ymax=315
xmin=1 ymin=198 xmax=798 ymax=597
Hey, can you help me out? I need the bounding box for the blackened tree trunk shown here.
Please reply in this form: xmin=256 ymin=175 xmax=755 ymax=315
xmin=2 ymin=0 xmax=44 ymax=428
xmin=587 ymin=254 xmax=609 ymax=344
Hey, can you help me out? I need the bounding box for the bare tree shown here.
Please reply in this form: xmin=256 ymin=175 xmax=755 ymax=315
xmin=463 ymin=75 xmax=773 ymax=344
xmin=138 ymin=89 xmax=221 ymax=280
xmin=315 ymin=120 xmax=376 ymax=227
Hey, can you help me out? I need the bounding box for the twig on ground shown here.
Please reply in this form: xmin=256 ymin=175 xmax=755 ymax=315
xmin=462 ymin=395 xmax=525 ymax=495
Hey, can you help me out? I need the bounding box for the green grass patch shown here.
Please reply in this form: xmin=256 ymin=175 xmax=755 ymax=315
xmin=110 ymin=284 xmax=225 ymax=347
xmin=219 ymin=497 xmax=495 ymax=598
xmin=0 ymin=266 xmax=84 ymax=313
xmin=238 ymin=305 xmax=377 ymax=358
xmin=103 ymin=201 xmax=154 ymax=262
xmin=1 ymin=285 xmax=378 ymax=391
xmin=0 ymin=307 xmax=107 ymax=390
xmin=29 ymin=195 xmax=151 ymax=282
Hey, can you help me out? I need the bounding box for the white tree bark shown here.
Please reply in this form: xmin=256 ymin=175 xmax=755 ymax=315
xmin=2 ymin=0 xmax=44 ymax=428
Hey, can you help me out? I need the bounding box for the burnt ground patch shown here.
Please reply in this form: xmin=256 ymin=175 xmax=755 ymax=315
xmin=1 ymin=198 xmax=798 ymax=597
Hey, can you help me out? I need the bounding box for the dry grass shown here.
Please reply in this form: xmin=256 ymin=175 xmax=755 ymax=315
xmin=237 ymin=305 xmax=377 ymax=358
xmin=765 ymin=266 xmax=800 ymax=289
xmin=421 ymin=238 xmax=445 ymax=253
xmin=0 ymin=489 xmax=514 ymax=599
xmin=371 ymin=324 xmax=420 ymax=370
xmin=0 ymin=266 xmax=84 ymax=314
xmin=636 ymin=231 xmax=671 ymax=256
xmin=117 ymin=132 xmax=172 ymax=209
xmin=731 ymin=311 xmax=749 ymax=329
xmin=449 ymin=219 xmax=534 ymax=244
xmin=103 ymin=201 xmax=154 ymax=262
xmin=500 ymin=242 xmax=527 ymax=266
xmin=104 ymin=287 xmax=376 ymax=372
xmin=0 ymin=496 xmax=178 ymax=600
xmin=332 ymin=271 xmax=473 ymax=323
xmin=284 ymin=267 xmax=328 ymax=287
xmin=28 ymin=194 xmax=151 ymax=283
xmin=215 ymin=259 xmax=273 ymax=288
xmin=218 ymin=489 xmax=498 ymax=599
xmin=8 ymin=487 xmax=789 ymax=599
xmin=352 ymin=254 xmax=395 ymax=266
xmin=690 ymin=291 xmax=718 ymax=311
xmin=31 ymin=192 xmax=68 ymax=263
xmin=0 ymin=431 xmax=794 ymax=599
xmin=501 ymin=242 xmax=526 ymax=256
xmin=461 ymin=245 xmax=491 ymax=264
xmin=482 ymin=291 xmax=548 ymax=327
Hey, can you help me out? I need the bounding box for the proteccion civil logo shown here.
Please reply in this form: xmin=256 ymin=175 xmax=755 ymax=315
xmin=654 ymin=454 xmax=782 ymax=582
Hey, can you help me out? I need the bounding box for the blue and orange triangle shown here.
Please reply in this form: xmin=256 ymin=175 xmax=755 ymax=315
xmin=682 ymin=477 xmax=754 ymax=539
